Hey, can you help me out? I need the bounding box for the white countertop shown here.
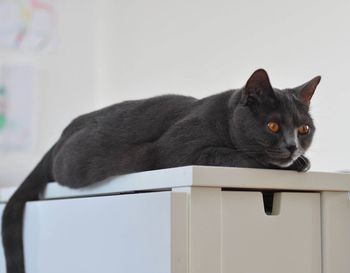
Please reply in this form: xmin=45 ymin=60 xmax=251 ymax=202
xmin=1 ymin=166 xmax=349 ymax=202
xmin=42 ymin=166 xmax=350 ymax=200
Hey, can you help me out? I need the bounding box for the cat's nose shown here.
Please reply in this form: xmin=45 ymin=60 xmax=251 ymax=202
xmin=286 ymin=144 xmax=297 ymax=154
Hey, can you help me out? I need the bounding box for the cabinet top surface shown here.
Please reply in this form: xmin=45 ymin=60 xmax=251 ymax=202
xmin=39 ymin=166 xmax=350 ymax=200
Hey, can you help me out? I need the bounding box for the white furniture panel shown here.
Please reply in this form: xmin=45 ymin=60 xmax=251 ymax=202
xmin=321 ymin=192 xmax=350 ymax=273
xmin=0 ymin=204 xmax=6 ymax=273
xmin=42 ymin=166 xmax=350 ymax=200
xmin=221 ymin=191 xmax=321 ymax=273
xmin=23 ymin=191 xmax=187 ymax=273
xmin=183 ymin=187 xmax=222 ymax=273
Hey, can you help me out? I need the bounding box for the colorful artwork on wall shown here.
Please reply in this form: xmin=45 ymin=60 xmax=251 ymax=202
xmin=0 ymin=64 xmax=34 ymax=151
xmin=0 ymin=0 xmax=56 ymax=52
xmin=0 ymin=85 xmax=5 ymax=131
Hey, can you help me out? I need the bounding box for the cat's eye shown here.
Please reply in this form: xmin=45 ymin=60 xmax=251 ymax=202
xmin=298 ymin=124 xmax=310 ymax=135
xmin=267 ymin=121 xmax=280 ymax=133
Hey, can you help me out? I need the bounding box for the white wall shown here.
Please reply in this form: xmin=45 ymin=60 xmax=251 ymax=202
xmin=96 ymin=0 xmax=350 ymax=173
xmin=0 ymin=0 xmax=349 ymax=187
xmin=0 ymin=0 xmax=98 ymax=186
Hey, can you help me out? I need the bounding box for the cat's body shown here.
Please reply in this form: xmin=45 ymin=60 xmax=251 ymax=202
xmin=1 ymin=69 xmax=320 ymax=273
xmin=55 ymin=90 xmax=262 ymax=189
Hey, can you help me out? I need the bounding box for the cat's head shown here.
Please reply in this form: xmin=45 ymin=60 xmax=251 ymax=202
xmin=230 ymin=69 xmax=321 ymax=168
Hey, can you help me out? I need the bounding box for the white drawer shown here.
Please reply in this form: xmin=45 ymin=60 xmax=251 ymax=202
xmin=221 ymin=191 xmax=321 ymax=273
xmin=22 ymin=191 xmax=187 ymax=273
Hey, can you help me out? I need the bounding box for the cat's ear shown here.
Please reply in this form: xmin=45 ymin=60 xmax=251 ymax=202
xmin=295 ymin=76 xmax=321 ymax=106
xmin=242 ymin=69 xmax=274 ymax=104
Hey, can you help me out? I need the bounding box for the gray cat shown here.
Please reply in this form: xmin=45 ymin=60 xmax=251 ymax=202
xmin=2 ymin=69 xmax=320 ymax=273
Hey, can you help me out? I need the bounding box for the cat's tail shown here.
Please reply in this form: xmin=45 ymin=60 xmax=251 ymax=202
xmin=2 ymin=147 xmax=55 ymax=273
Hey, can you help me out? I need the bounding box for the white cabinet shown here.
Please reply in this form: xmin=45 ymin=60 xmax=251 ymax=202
xmin=0 ymin=166 xmax=349 ymax=273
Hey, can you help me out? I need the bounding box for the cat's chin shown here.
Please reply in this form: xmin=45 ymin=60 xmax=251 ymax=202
xmin=269 ymin=155 xmax=298 ymax=168
xmin=270 ymin=160 xmax=294 ymax=168
xmin=267 ymin=151 xmax=303 ymax=168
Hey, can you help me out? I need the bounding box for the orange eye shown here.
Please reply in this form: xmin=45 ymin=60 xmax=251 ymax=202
xmin=298 ymin=124 xmax=310 ymax=135
xmin=267 ymin=121 xmax=280 ymax=133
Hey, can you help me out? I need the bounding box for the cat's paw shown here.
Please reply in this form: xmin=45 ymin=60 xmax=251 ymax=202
xmin=290 ymin=155 xmax=311 ymax=172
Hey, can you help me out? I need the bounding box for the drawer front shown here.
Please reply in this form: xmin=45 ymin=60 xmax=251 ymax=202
xmin=221 ymin=191 xmax=321 ymax=273
xmin=19 ymin=191 xmax=186 ymax=273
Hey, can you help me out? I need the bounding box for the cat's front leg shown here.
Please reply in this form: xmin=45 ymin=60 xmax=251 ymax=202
xmin=285 ymin=155 xmax=311 ymax=172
